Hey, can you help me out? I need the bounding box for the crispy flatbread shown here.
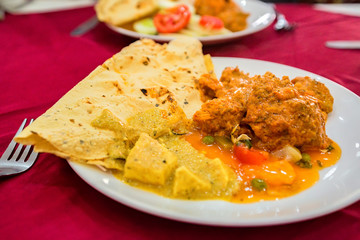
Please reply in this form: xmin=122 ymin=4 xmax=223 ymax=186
xmin=95 ymin=0 xmax=159 ymax=26
xmin=15 ymin=37 xmax=210 ymax=165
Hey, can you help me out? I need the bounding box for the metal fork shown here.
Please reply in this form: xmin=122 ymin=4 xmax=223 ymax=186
xmin=271 ymin=4 xmax=296 ymax=32
xmin=274 ymin=11 xmax=296 ymax=31
xmin=0 ymin=119 xmax=38 ymax=176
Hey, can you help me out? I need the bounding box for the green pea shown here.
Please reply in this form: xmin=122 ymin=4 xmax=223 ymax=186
xmin=301 ymin=153 xmax=311 ymax=162
xmin=251 ymin=178 xmax=267 ymax=191
xmin=202 ymin=136 xmax=215 ymax=145
xmin=296 ymin=153 xmax=312 ymax=168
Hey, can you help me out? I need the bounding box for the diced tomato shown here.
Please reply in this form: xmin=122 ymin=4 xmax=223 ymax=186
xmin=199 ymin=15 xmax=224 ymax=30
xmin=153 ymin=4 xmax=191 ymax=33
xmin=233 ymin=144 xmax=269 ymax=165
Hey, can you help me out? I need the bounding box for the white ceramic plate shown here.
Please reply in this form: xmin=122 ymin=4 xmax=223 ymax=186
xmin=68 ymin=57 xmax=360 ymax=227
xmin=106 ymin=0 xmax=276 ymax=45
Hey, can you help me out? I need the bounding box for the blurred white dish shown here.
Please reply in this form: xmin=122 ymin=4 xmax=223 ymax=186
xmin=314 ymin=4 xmax=360 ymax=17
xmin=68 ymin=57 xmax=360 ymax=226
xmin=4 ymin=0 xmax=94 ymax=14
xmin=105 ymin=0 xmax=276 ymax=45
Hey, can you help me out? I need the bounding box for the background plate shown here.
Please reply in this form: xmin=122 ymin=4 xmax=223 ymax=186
xmin=68 ymin=57 xmax=360 ymax=227
xmin=106 ymin=0 xmax=276 ymax=45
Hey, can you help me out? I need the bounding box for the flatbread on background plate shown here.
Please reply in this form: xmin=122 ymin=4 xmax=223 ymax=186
xmin=95 ymin=0 xmax=159 ymax=26
xmin=15 ymin=37 xmax=211 ymax=168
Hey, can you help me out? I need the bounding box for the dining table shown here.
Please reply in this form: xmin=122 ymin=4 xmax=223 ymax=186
xmin=1 ymin=1 xmax=360 ymax=239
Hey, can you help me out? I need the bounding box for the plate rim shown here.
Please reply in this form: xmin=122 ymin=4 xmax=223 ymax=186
xmin=68 ymin=57 xmax=360 ymax=227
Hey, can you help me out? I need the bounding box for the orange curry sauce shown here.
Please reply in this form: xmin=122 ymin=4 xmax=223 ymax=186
xmin=185 ymin=132 xmax=341 ymax=203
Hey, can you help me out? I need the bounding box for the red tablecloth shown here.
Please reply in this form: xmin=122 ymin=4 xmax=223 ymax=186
xmin=1 ymin=4 xmax=360 ymax=239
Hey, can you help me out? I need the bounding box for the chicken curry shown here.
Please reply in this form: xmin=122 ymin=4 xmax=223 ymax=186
xmin=110 ymin=67 xmax=340 ymax=203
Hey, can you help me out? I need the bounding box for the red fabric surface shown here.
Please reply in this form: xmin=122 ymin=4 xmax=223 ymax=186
xmin=1 ymin=4 xmax=360 ymax=240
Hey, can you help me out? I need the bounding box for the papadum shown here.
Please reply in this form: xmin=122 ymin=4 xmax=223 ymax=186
xmin=15 ymin=37 xmax=210 ymax=169
xmin=95 ymin=0 xmax=159 ymax=26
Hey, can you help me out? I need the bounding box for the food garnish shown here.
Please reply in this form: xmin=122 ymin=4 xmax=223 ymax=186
xmin=202 ymin=135 xmax=215 ymax=145
xmin=251 ymin=178 xmax=267 ymax=191
xmin=295 ymin=153 xmax=312 ymax=168
xmin=133 ymin=18 xmax=157 ymax=35
xmin=199 ymin=15 xmax=224 ymax=30
xmin=153 ymin=4 xmax=191 ymax=33
xmin=325 ymin=144 xmax=334 ymax=152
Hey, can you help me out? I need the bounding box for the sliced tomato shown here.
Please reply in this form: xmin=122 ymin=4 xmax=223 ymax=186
xmin=199 ymin=15 xmax=224 ymax=30
xmin=153 ymin=4 xmax=191 ymax=33
xmin=234 ymin=144 xmax=269 ymax=165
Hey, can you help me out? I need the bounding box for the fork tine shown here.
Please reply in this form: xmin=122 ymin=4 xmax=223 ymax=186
xmin=26 ymin=150 xmax=39 ymax=165
xmin=1 ymin=118 xmax=28 ymax=159
xmin=9 ymin=143 xmax=24 ymax=160
xmin=18 ymin=144 xmax=32 ymax=162
xmin=12 ymin=119 xmax=35 ymax=162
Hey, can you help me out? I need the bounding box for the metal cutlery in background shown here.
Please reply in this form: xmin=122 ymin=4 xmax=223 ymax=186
xmin=274 ymin=10 xmax=296 ymax=31
xmin=271 ymin=4 xmax=296 ymax=32
xmin=70 ymin=15 xmax=99 ymax=37
xmin=325 ymin=41 xmax=360 ymax=49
